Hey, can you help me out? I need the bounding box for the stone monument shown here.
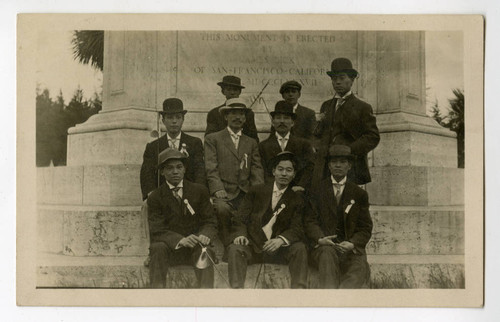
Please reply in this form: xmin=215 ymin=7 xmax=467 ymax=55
xmin=37 ymin=30 xmax=463 ymax=288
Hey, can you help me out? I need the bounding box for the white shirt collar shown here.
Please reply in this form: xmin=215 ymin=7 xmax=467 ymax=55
xmin=273 ymin=182 xmax=288 ymax=194
xmin=167 ymin=180 xmax=184 ymax=190
xmin=167 ymin=132 xmax=181 ymax=141
xmin=227 ymin=126 xmax=242 ymax=137
xmin=333 ymin=90 xmax=352 ymax=99
xmin=276 ymin=132 xmax=290 ymax=141
xmin=331 ymin=176 xmax=347 ymax=185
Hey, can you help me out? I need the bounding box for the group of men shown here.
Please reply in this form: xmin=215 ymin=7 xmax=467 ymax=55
xmin=140 ymin=57 xmax=380 ymax=289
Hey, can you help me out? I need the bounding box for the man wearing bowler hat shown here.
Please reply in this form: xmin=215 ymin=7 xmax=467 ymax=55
xmin=305 ymin=145 xmax=373 ymax=288
xmin=148 ymin=148 xmax=217 ymax=288
xmin=259 ymin=100 xmax=314 ymax=192
xmin=205 ymin=75 xmax=259 ymax=142
xmin=272 ymin=80 xmax=316 ymax=142
xmin=313 ymin=58 xmax=380 ymax=186
xmin=204 ymin=98 xmax=264 ymax=254
xmin=140 ymin=98 xmax=206 ymax=201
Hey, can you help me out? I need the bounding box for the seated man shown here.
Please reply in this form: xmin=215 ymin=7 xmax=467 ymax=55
xmin=148 ymin=148 xmax=217 ymax=288
xmin=204 ymin=98 xmax=264 ymax=249
xmin=227 ymin=152 xmax=308 ymax=289
xmin=305 ymin=145 xmax=373 ymax=288
xmin=259 ymin=100 xmax=314 ymax=192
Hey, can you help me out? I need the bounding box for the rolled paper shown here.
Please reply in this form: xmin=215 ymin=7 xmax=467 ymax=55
xmin=183 ymin=199 xmax=195 ymax=215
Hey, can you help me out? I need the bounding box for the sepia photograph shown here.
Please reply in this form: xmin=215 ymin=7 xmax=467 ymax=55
xmin=16 ymin=14 xmax=484 ymax=307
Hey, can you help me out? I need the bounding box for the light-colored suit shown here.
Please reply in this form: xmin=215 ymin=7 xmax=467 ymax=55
xmin=204 ymin=128 xmax=264 ymax=246
xmin=204 ymin=128 xmax=264 ymax=200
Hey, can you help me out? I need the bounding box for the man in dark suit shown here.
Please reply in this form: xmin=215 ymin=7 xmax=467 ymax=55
xmin=272 ymin=80 xmax=316 ymax=142
xmin=226 ymin=152 xmax=308 ymax=288
xmin=259 ymin=100 xmax=314 ymax=192
xmin=148 ymin=148 xmax=218 ymax=288
xmin=140 ymin=98 xmax=206 ymax=201
xmin=205 ymin=75 xmax=259 ymax=142
xmin=305 ymin=145 xmax=373 ymax=288
xmin=313 ymin=58 xmax=380 ymax=186
xmin=204 ymin=98 xmax=264 ymax=249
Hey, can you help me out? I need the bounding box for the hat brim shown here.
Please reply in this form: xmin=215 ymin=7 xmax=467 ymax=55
xmin=157 ymin=156 xmax=188 ymax=169
xmin=159 ymin=110 xmax=188 ymax=115
xmin=327 ymin=154 xmax=355 ymax=161
xmin=220 ymin=107 xmax=249 ymax=114
xmin=217 ymin=81 xmax=245 ymax=89
xmin=270 ymin=111 xmax=297 ymax=119
xmin=326 ymin=69 xmax=358 ymax=78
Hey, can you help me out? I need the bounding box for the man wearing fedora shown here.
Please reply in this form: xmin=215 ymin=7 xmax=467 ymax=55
xmin=313 ymin=58 xmax=380 ymax=186
xmin=227 ymin=152 xmax=308 ymax=288
xmin=259 ymin=100 xmax=314 ymax=192
xmin=148 ymin=148 xmax=217 ymax=288
xmin=271 ymin=80 xmax=316 ymax=142
xmin=205 ymin=75 xmax=259 ymax=142
xmin=204 ymin=98 xmax=264 ymax=252
xmin=140 ymin=98 xmax=207 ymax=201
xmin=305 ymin=145 xmax=373 ymax=288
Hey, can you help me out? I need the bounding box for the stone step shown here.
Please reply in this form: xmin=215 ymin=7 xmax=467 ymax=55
xmin=38 ymin=205 xmax=464 ymax=256
xmin=37 ymin=253 xmax=464 ymax=289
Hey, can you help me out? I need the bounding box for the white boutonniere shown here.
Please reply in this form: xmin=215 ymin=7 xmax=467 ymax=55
xmin=240 ymin=153 xmax=248 ymax=169
xmin=345 ymin=199 xmax=355 ymax=214
xmin=183 ymin=199 xmax=195 ymax=215
xmin=180 ymin=143 xmax=189 ymax=157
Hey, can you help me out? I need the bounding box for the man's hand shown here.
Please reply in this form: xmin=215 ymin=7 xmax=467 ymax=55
xmin=316 ymin=112 xmax=326 ymax=122
xmin=291 ymin=186 xmax=305 ymax=192
xmin=197 ymin=234 xmax=211 ymax=246
xmin=178 ymin=234 xmax=200 ymax=248
xmin=214 ymin=190 xmax=228 ymax=199
xmin=233 ymin=236 xmax=249 ymax=245
xmin=262 ymin=238 xmax=285 ymax=253
xmin=334 ymin=241 xmax=354 ymax=254
xmin=318 ymin=235 xmax=337 ymax=246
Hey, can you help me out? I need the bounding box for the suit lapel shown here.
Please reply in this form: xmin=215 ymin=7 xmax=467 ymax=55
xmin=269 ymin=134 xmax=282 ymax=154
xmin=160 ymin=184 xmax=182 ymax=216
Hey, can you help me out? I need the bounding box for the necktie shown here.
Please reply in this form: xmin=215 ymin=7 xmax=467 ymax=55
xmin=169 ymin=139 xmax=178 ymax=149
xmin=171 ymin=186 xmax=181 ymax=204
xmin=278 ymin=137 xmax=287 ymax=151
xmin=335 ymin=97 xmax=345 ymax=113
xmin=333 ymin=183 xmax=344 ymax=204
xmin=271 ymin=190 xmax=283 ymax=210
xmin=231 ymin=133 xmax=240 ymax=149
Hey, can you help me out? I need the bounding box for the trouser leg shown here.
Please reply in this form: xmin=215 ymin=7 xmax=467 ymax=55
xmin=149 ymin=242 xmax=170 ymax=288
xmin=213 ymin=199 xmax=234 ymax=247
xmin=339 ymin=253 xmax=371 ymax=289
xmin=227 ymin=244 xmax=252 ymax=288
xmin=283 ymin=242 xmax=309 ymax=289
xmin=311 ymin=245 xmax=341 ymax=288
xmin=191 ymin=245 xmax=215 ymax=288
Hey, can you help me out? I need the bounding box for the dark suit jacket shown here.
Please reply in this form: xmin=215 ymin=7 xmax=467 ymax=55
xmin=140 ymin=132 xmax=206 ymax=200
xmin=304 ymin=179 xmax=373 ymax=255
xmin=313 ymin=95 xmax=380 ymax=185
xmin=259 ymin=133 xmax=314 ymax=190
xmin=147 ymin=180 xmax=218 ymax=249
xmin=230 ymin=183 xmax=305 ymax=252
xmin=205 ymin=104 xmax=259 ymax=142
xmin=204 ymin=128 xmax=264 ymax=200
xmin=269 ymin=104 xmax=317 ymax=141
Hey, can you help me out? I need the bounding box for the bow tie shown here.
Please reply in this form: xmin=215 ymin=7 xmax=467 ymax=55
xmin=332 ymin=183 xmax=344 ymax=190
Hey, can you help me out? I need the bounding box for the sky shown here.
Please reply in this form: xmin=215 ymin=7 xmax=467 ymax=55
xmin=35 ymin=30 xmax=463 ymax=114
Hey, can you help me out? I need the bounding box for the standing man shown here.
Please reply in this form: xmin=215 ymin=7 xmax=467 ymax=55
xmin=313 ymin=58 xmax=380 ymax=186
xmin=275 ymin=80 xmax=316 ymax=141
xmin=205 ymin=75 xmax=259 ymax=142
xmin=305 ymin=145 xmax=373 ymax=288
xmin=148 ymin=148 xmax=217 ymax=288
xmin=227 ymin=152 xmax=308 ymax=289
xmin=204 ymin=98 xmax=264 ymax=251
xmin=259 ymin=100 xmax=314 ymax=192
xmin=141 ymin=98 xmax=206 ymax=201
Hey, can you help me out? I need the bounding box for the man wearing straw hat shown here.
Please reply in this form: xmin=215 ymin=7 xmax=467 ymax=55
xmin=148 ymin=148 xmax=217 ymax=288
xmin=226 ymin=151 xmax=308 ymax=289
xmin=313 ymin=58 xmax=380 ymax=187
xmin=205 ymin=75 xmax=259 ymax=142
xmin=204 ymin=98 xmax=264 ymax=255
xmin=305 ymin=145 xmax=373 ymax=288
